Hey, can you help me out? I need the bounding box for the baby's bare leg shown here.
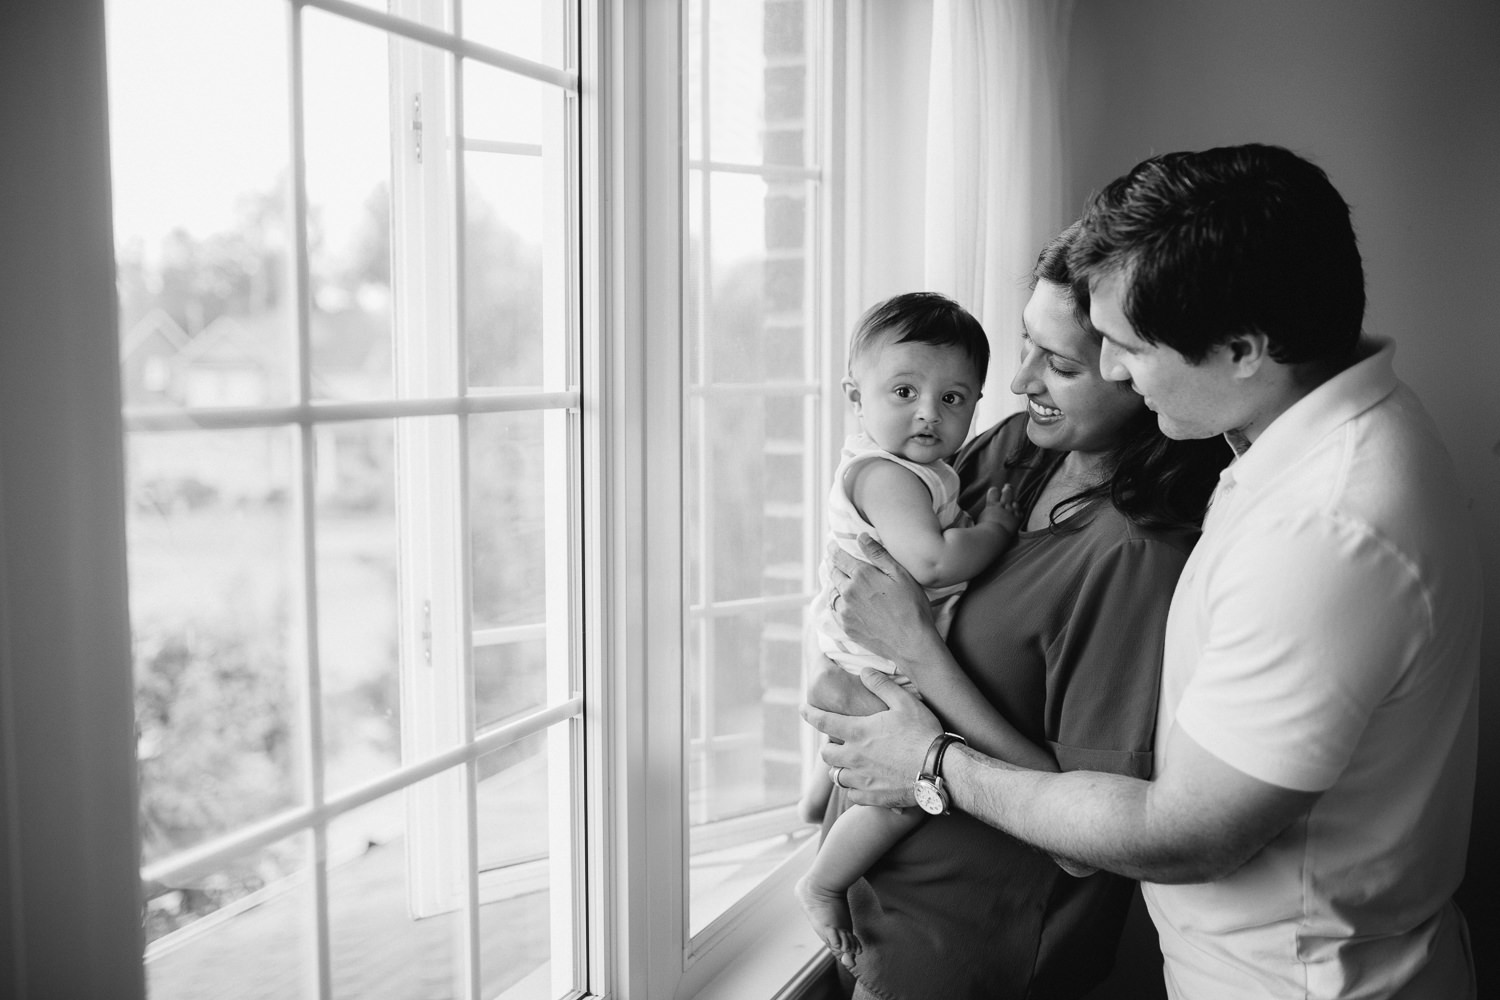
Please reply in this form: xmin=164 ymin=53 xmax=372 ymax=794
xmin=796 ymin=804 xmax=922 ymax=963
xmin=806 ymin=658 xmax=890 ymax=716
xmin=798 ymin=743 xmax=836 ymax=824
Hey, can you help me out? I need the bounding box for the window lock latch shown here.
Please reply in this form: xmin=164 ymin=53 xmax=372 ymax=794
xmin=422 ymin=599 xmax=433 ymax=664
xmin=412 ymin=92 xmax=423 ymax=164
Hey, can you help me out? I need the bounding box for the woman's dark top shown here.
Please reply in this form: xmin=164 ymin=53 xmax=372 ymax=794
xmin=828 ymin=414 xmax=1200 ymax=1000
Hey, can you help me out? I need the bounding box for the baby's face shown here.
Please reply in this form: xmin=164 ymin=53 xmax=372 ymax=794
xmin=845 ymin=336 xmax=983 ymax=465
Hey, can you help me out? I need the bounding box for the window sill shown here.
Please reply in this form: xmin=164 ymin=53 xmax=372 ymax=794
xmin=689 ymin=839 xmax=835 ymax=1000
xmin=693 ymin=904 xmax=831 ymax=1000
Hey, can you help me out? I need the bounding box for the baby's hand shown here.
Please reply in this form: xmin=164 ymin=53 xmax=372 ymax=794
xmin=978 ymin=484 xmax=1021 ymax=535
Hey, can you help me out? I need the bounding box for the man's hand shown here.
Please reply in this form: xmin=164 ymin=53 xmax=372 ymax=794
xmin=827 ymin=534 xmax=942 ymax=667
xmin=801 ymin=668 xmax=942 ymax=808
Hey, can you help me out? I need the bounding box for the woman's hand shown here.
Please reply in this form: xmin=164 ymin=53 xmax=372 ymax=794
xmin=801 ymin=669 xmax=943 ymax=809
xmin=827 ymin=533 xmax=945 ymax=672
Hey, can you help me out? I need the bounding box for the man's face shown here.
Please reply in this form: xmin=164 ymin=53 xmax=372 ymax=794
xmin=1089 ymin=271 xmax=1238 ymax=441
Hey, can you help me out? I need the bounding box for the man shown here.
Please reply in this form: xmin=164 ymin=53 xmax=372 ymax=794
xmin=806 ymin=144 xmax=1481 ymax=998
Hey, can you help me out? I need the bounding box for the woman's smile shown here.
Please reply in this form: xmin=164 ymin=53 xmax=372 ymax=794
xmin=1013 ymin=280 xmax=1145 ymax=455
xmin=1028 ymin=397 xmax=1063 ymax=424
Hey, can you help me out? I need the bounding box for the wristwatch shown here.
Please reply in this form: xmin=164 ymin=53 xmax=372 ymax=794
xmin=913 ymin=732 xmax=966 ymax=815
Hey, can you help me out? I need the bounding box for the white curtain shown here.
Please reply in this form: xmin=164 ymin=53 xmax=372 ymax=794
xmin=922 ymin=0 xmax=1076 ymax=428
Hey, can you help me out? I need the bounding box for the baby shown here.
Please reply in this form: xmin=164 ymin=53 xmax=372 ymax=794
xmin=796 ymin=292 xmax=1021 ymax=961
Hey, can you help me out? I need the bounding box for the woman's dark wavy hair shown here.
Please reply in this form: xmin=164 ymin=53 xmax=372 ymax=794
xmin=1010 ymin=222 xmax=1230 ymax=531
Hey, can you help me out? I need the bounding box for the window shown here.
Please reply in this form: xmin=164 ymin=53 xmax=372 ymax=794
xmin=683 ymin=0 xmax=837 ymax=936
xmin=112 ymin=1 xmax=584 ymax=996
xmin=105 ymin=0 xmax=841 ymax=997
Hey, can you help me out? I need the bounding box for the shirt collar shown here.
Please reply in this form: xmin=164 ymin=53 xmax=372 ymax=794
xmin=1218 ymin=337 xmax=1398 ymax=492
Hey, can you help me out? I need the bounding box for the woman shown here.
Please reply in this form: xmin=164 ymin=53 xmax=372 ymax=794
xmin=809 ymin=223 xmax=1229 ymax=999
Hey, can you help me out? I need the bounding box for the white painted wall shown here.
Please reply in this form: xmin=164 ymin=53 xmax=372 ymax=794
xmin=1065 ymin=0 xmax=1500 ymax=935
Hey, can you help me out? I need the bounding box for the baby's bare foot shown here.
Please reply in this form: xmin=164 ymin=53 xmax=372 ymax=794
xmin=795 ymin=873 xmax=859 ymax=962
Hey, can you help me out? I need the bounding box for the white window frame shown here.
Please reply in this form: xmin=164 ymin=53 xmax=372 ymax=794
xmin=118 ymin=1 xmax=590 ymax=997
xmin=0 ymin=1 xmax=855 ymax=997
xmin=681 ymin=0 xmax=837 ymax=940
xmin=385 ymin=4 xmax=581 ymax=960
xmin=601 ymin=1 xmax=850 ymax=997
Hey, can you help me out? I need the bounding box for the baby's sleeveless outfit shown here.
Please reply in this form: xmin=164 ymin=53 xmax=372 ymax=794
xmin=812 ymin=432 xmax=970 ymax=691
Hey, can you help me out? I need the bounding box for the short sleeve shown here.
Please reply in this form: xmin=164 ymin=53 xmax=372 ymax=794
xmin=1175 ymin=511 xmax=1430 ymax=792
xmin=1046 ymin=536 xmax=1190 ymax=779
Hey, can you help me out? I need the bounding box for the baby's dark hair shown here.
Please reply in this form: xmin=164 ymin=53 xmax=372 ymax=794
xmin=848 ymin=292 xmax=989 ymax=385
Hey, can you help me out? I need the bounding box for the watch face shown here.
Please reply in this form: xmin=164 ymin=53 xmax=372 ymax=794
xmin=914 ymin=778 xmax=946 ymax=815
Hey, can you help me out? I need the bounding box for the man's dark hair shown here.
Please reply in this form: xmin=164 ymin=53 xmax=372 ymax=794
xmin=1069 ymin=143 xmax=1365 ymax=369
xmin=848 ymin=291 xmax=990 ymax=386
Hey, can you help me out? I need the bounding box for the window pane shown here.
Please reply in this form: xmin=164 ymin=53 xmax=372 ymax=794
xmin=143 ymin=833 xmax=316 ymax=999
xmin=469 ymin=411 xmax=544 ymax=623
xmin=687 ymin=0 xmax=812 ymax=169
xmin=686 ymin=604 xmax=814 ymax=934
xmin=707 ymin=174 xmax=814 ymax=384
xmin=686 ymin=0 xmax=704 ymax=162
xmin=461 ymin=0 xmax=563 ymax=69
xmin=303 ymin=8 xmax=396 ymax=402
xmin=686 ymin=0 xmax=821 ymax=935
xmin=464 ymin=153 xmax=546 ymax=390
xmin=462 ymin=59 xmax=565 ymax=392
xmin=109 ymin=0 xmax=295 ymax=409
xmin=328 ymin=775 xmax=467 ymax=1000
xmin=705 ymin=174 xmax=767 ymax=362
xmin=477 ymin=731 xmax=571 ymax=997
xmin=705 ymin=0 xmax=764 ymax=166
xmin=464 ymin=59 xmax=555 ymax=149
xmin=129 ymin=427 xmax=304 ymax=862
xmin=315 ymin=419 xmax=402 ymax=794
xmin=761 ymin=0 xmax=812 ymax=167
xmin=687 ymin=173 xmax=815 ymax=387
xmin=474 ymin=639 xmax=548 ymax=733
xmin=685 ymin=607 xmax=807 ymax=822
xmin=469 ymin=409 xmax=567 ymax=730
xmin=703 ymin=396 xmax=813 ymax=602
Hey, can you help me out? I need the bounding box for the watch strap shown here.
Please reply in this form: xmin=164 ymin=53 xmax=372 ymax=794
xmin=933 ymin=731 xmax=965 ymax=779
xmin=920 ymin=732 xmax=966 ymax=780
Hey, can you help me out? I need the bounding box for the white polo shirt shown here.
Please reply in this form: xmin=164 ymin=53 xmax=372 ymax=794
xmin=1143 ymin=339 xmax=1482 ymax=999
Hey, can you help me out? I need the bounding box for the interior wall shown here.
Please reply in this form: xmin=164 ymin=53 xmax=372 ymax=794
xmin=1065 ymin=0 xmax=1500 ymax=931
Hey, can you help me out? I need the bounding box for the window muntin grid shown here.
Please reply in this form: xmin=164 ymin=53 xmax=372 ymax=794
xmin=111 ymin=0 xmax=584 ymax=995
xmin=684 ymin=0 xmax=831 ymax=938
